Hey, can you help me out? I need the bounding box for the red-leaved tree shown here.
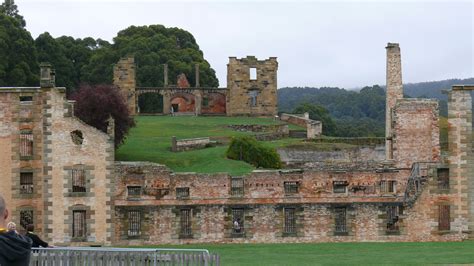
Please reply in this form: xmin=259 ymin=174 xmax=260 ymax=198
xmin=71 ymin=84 xmax=135 ymax=147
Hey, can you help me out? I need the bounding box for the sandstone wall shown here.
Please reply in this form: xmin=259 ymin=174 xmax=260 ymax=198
xmin=113 ymin=57 xmax=136 ymax=115
xmin=280 ymin=113 xmax=322 ymax=139
xmin=226 ymin=56 xmax=278 ymax=116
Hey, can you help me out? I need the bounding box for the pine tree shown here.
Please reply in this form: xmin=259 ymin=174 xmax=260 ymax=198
xmin=0 ymin=0 xmax=25 ymax=27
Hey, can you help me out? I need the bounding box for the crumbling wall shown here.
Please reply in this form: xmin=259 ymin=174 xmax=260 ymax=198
xmin=113 ymin=57 xmax=136 ymax=115
xmin=280 ymin=113 xmax=322 ymax=139
xmin=226 ymin=56 xmax=278 ymax=116
xmin=171 ymin=136 xmax=211 ymax=152
xmin=392 ymin=99 xmax=440 ymax=168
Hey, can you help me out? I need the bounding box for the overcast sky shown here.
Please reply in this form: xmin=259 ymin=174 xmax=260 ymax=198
xmin=17 ymin=0 xmax=474 ymax=88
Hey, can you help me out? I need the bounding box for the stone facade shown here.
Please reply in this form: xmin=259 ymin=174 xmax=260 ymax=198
xmin=2 ymin=43 xmax=474 ymax=246
xmin=0 ymin=65 xmax=115 ymax=245
xmin=226 ymin=56 xmax=278 ymax=116
xmin=113 ymin=56 xmax=278 ymax=117
xmin=280 ymin=113 xmax=322 ymax=139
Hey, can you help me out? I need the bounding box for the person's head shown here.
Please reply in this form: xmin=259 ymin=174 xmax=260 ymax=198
xmin=26 ymin=224 xmax=34 ymax=232
xmin=7 ymin=222 xmax=16 ymax=232
xmin=0 ymin=194 xmax=8 ymax=227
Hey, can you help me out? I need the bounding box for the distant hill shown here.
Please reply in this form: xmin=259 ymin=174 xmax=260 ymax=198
xmin=278 ymin=77 xmax=474 ymax=137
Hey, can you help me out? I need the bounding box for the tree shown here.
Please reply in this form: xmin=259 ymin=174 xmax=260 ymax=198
xmin=0 ymin=13 xmax=37 ymax=86
xmin=71 ymin=84 xmax=135 ymax=147
xmin=293 ymin=103 xmax=337 ymax=136
xmin=0 ymin=0 xmax=25 ymax=27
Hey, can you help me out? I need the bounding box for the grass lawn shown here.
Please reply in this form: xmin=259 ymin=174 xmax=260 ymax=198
xmin=135 ymin=241 xmax=474 ymax=265
xmin=116 ymin=116 xmax=304 ymax=175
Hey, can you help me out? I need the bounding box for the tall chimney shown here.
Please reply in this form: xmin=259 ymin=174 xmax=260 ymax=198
xmin=195 ymin=63 xmax=200 ymax=87
xmin=385 ymin=42 xmax=403 ymax=160
xmin=40 ymin=62 xmax=53 ymax=88
xmin=163 ymin=64 xmax=168 ymax=87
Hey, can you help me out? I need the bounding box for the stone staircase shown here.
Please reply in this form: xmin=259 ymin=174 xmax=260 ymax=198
xmin=403 ymin=162 xmax=436 ymax=208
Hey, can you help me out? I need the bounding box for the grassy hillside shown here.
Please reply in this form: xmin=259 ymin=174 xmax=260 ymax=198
xmin=115 ymin=116 xmax=304 ymax=175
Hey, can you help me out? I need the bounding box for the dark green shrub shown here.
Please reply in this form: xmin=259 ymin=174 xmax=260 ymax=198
xmin=226 ymin=136 xmax=282 ymax=169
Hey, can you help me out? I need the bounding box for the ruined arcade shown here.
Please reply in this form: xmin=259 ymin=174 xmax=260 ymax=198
xmin=0 ymin=43 xmax=473 ymax=246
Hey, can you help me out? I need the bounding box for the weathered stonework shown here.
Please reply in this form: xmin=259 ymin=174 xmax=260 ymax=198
xmin=280 ymin=113 xmax=322 ymax=139
xmin=113 ymin=57 xmax=136 ymax=115
xmin=226 ymin=56 xmax=278 ymax=117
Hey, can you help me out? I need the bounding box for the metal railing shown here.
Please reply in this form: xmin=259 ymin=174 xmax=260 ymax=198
xmin=30 ymin=247 xmax=219 ymax=266
xmin=404 ymin=162 xmax=438 ymax=207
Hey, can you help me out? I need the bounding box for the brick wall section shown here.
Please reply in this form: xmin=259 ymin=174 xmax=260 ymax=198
xmin=113 ymin=162 xmax=467 ymax=244
xmin=113 ymin=57 xmax=136 ymax=115
xmin=392 ymin=99 xmax=440 ymax=169
xmin=448 ymin=86 xmax=474 ymax=239
xmin=385 ymin=43 xmax=404 ymax=160
xmin=280 ymin=113 xmax=322 ymax=139
xmin=226 ymin=56 xmax=278 ymax=116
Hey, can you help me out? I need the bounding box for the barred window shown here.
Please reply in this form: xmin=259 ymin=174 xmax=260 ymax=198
xmin=284 ymin=181 xmax=299 ymax=195
xmin=128 ymin=210 xmax=141 ymax=237
xmin=437 ymin=168 xmax=449 ymax=190
xmin=180 ymin=209 xmax=192 ymax=237
xmin=232 ymin=208 xmax=244 ymax=234
xmin=72 ymin=169 xmax=86 ymax=193
xmin=20 ymin=172 xmax=34 ymax=194
xmin=20 ymin=210 xmax=33 ymax=230
xmin=335 ymin=207 xmax=347 ymax=233
xmin=20 ymin=131 xmax=33 ymax=158
xmin=231 ymin=178 xmax=244 ymax=197
xmin=284 ymin=208 xmax=296 ymax=234
xmin=381 ymin=180 xmax=397 ymax=193
xmin=127 ymin=186 xmax=142 ymax=198
xmin=72 ymin=210 xmax=86 ymax=238
xmin=176 ymin=187 xmax=190 ymax=199
xmin=439 ymin=205 xmax=450 ymax=231
xmin=203 ymin=97 xmax=209 ymax=107
xmin=386 ymin=206 xmax=400 ymax=232
xmin=19 ymin=95 xmax=33 ymax=104
xmin=333 ymin=181 xmax=348 ymax=193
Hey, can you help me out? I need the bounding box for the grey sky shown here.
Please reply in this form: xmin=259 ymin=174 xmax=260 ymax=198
xmin=17 ymin=0 xmax=473 ymax=88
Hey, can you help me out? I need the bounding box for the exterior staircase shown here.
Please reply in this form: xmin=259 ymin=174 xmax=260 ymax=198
xmin=404 ymin=162 xmax=437 ymax=208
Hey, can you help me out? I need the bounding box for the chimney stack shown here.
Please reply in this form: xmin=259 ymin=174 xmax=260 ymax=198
xmin=195 ymin=63 xmax=200 ymax=87
xmin=163 ymin=64 xmax=168 ymax=87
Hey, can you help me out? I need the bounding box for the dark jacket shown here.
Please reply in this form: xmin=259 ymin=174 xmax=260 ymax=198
xmin=0 ymin=229 xmax=32 ymax=266
xmin=25 ymin=232 xmax=48 ymax=248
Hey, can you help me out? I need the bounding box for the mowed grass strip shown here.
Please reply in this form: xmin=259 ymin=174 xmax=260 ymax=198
xmin=133 ymin=241 xmax=474 ymax=265
xmin=116 ymin=116 xmax=303 ymax=175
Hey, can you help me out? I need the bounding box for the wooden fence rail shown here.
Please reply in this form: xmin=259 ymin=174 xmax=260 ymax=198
xmin=30 ymin=247 xmax=220 ymax=266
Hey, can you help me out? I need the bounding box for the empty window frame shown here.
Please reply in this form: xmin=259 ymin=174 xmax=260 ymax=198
xmin=19 ymin=96 xmax=33 ymax=104
xmin=249 ymin=67 xmax=257 ymax=80
xmin=20 ymin=172 xmax=34 ymax=194
xmin=386 ymin=206 xmax=400 ymax=232
xmin=180 ymin=209 xmax=192 ymax=237
xmin=284 ymin=208 xmax=296 ymax=234
xmin=72 ymin=169 xmax=86 ymax=193
xmin=248 ymin=90 xmax=259 ymax=107
xmin=128 ymin=210 xmax=141 ymax=237
xmin=380 ymin=180 xmax=397 ymax=193
xmin=231 ymin=178 xmax=244 ymax=197
xmin=127 ymin=186 xmax=142 ymax=198
xmin=333 ymin=181 xmax=348 ymax=194
xmin=232 ymin=208 xmax=244 ymax=234
xmin=284 ymin=181 xmax=299 ymax=195
xmin=437 ymin=168 xmax=449 ymax=190
xmin=72 ymin=210 xmax=86 ymax=238
xmin=438 ymin=205 xmax=450 ymax=231
xmin=20 ymin=210 xmax=33 ymax=230
xmin=176 ymin=187 xmax=190 ymax=199
xmin=19 ymin=131 xmax=33 ymax=158
xmin=202 ymin=97 xmax=209 ymax=107
xmin=334 ymin=207 xmax=347 ymax=233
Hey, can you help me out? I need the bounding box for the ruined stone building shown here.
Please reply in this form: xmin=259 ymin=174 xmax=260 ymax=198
xmin=1 ymin=44 xmax=473 ymax=245
xmin=113 ymin=56 xmax=278 ymax=116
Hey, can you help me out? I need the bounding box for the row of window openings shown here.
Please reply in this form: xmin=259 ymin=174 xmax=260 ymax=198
xmin=18 ymin=210 xmax=87 ymax=238
xmin=125 ymin=205 xmax=451 ymax=238
xmin=20 ymin=169 xmax=86 ymax=194
xmin=20 ymin=130 xmax=84 ymax=159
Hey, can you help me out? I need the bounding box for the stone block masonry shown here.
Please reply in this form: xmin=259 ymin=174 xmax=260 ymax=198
xmin=280 ymin=113 xmax=322 ymax=139
xmin=171 ymin=136 xmax=212 ymax=152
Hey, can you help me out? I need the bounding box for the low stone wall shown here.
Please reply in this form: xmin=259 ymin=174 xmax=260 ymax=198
xmin=280 ymin=113 xmax=322 ymax=139
xmin=171 ymin=136 xmax=212 ymax=152
xmin=278 ymin=145 xmax=385 ymax=168
xmin=227 ymin=124 xmax=288 ymax=134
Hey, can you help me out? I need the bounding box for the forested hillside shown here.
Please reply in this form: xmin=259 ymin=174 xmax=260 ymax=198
xmin=278 ymin=78 xmax=474 ymax=137
xmin=0 ymin=0 xmax=218 ymax=94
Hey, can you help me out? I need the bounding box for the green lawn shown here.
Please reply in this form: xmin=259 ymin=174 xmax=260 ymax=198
xmin=116 ymin=116 xmax=304 ymax=175
xmin=135 ymin=241 xmax=474 ymax=265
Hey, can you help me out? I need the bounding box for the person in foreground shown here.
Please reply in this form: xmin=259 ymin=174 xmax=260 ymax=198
xmin=0 ymin=194 xmax=32 ymax=266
